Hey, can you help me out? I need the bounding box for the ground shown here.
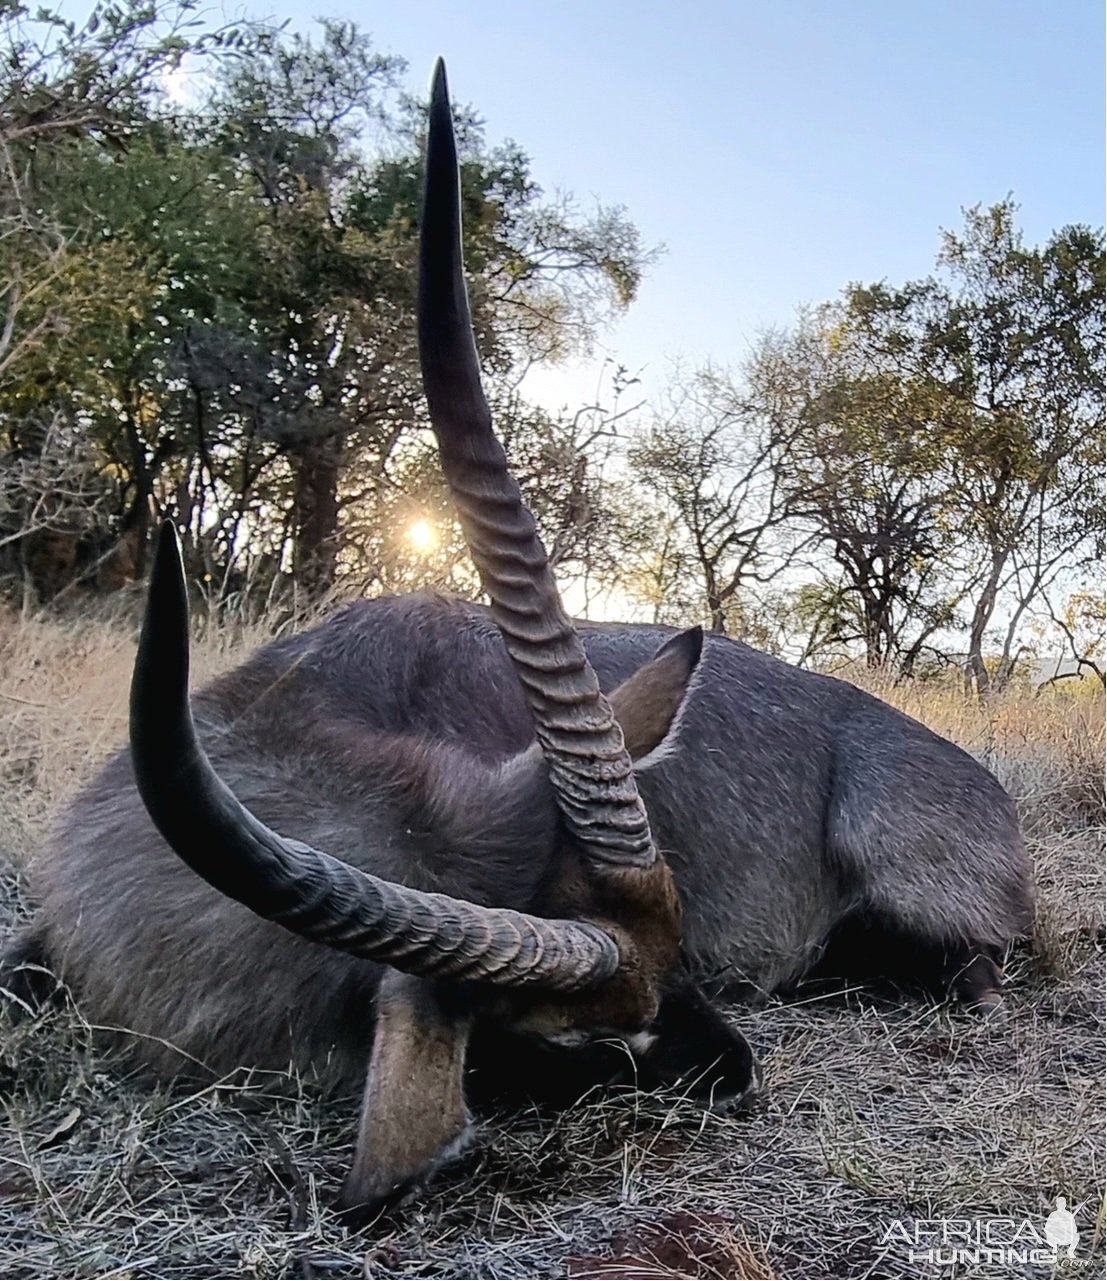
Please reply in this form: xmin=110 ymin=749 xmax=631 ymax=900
xmin=0 ymin=605 xmax=1103 ymax=1280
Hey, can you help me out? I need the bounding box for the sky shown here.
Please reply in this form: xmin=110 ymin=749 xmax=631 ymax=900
xmin=173 ymin=0 xmax=1105 ymax=411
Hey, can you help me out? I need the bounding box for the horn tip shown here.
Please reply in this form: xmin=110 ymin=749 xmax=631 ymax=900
xmin=431 ymin=57 xmax=449 ymax=104
xmin=152 ymin=518 xmax=182 ymax=579
xmin=133 ymin=517 xmax=189 ymax=760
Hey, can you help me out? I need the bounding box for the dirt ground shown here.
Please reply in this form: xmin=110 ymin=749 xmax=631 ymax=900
xmin=0 ymin=606 xmax=1103 ymax=1279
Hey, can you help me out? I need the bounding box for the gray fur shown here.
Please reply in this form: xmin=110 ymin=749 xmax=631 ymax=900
xmin=21 ymin=590 xmax=1031 ymax=1086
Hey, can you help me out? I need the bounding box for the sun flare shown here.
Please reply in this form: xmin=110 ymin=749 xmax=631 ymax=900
xmin=407 ymin=518 xmax=438 ymax=553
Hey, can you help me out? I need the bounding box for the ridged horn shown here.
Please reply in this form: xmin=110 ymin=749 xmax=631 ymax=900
xmin=419 ymin=59 xmax=655 ymax=869
xmin=129 ymin=521 xmax=619 ymax=992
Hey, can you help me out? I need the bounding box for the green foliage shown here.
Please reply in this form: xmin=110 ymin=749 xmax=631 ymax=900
xmin=669 ymin=201 xmax=1103 ymax=674
xmin=0 ymin=4 xmax=649 ymax=600
xmin=839 ymin=199 xmax=1105 ymax=684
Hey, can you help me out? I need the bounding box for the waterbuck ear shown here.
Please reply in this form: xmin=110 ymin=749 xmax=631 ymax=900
xmin=608 ymin=627 xmax=704 ymax=765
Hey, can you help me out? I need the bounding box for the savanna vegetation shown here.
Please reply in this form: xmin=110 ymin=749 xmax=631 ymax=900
xmin=0 ymin=3 xmax=1103 ymax=1278
xmin=0 ymin=0 xmax=1102 ymax=688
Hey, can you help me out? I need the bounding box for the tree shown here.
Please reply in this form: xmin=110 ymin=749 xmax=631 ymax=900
xmin=1035 ymin=585 xmax=1106 ymax=688
xmin=627 ymin=364 xmax=798 ymax=634
xmin=0 ymin=0 xmax=260 ymax=594
xmin=772 ymin=321 xmax=970 ymax=669
xmin=846 ymin=201 xmax=1105 ymax=692
xmin=0 ymin=10 xmax=653 ymax=605
xmin=178 ymin=20 xmax=651 ymax=598
xmin=741 ymin=203 xmax=1104 ymax=678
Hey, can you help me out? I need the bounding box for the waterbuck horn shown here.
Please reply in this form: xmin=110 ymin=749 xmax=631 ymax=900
xmin=419 ymin=59 xmax=656 ymax=871
xmin=129 ymin=521 xmax=620 ymax=992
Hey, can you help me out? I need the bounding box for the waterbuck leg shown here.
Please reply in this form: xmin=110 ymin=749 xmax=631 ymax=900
xmin=810 ymin=916 xmax=1008 ymax=1012
xmin=340 ymin=970 xmax=473 ymax=1216
xmin=0 ymin=929 xmax=59 ymax=1015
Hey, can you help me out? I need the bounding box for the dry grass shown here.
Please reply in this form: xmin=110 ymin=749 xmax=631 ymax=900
xmin=0 ymin=604 xmax=1103 ymax=1280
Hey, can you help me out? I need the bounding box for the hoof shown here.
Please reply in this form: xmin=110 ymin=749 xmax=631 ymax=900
xmin=336 ymin=1119 xmax=476 ymax=1227
xmin=710 ymin=1054 xmax=764 ymax=1115
xmin=949 ymin=951 xmax=1006 ymax=1013
xmin=333 ymin=1173 xmax=424 ymax=1230
xmin=966 ymin=988 xmax=1004 ymax=1016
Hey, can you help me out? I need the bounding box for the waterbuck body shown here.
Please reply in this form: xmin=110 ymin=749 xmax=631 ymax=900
xmin=2 ymin=62 xmax=1032 ymax=1212
xmin=28 ymin=590 xmax=1029 ymax=1085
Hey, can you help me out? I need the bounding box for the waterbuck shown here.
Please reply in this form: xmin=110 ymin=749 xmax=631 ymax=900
xmin=1 ymin=62 xmax=1032 ymax=1214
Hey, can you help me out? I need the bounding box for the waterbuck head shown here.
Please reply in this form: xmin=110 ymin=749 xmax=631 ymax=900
xmin=127 ymin=60 xmax=704 ymax=1210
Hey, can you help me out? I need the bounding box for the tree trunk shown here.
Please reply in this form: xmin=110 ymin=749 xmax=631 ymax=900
xmin=965 ymin=553 xmax=1005 ymax=699
xmin=862 ymin=596 xmax=885 ymax=668
xmin=291 ymin=435 xmax=342 ymax=599
xmin=706 ymin=587 xmax=727 ymax=634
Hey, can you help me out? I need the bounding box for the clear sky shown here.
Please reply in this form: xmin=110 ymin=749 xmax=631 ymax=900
xmin=201 ymin=0 xmax=1105 ymax=408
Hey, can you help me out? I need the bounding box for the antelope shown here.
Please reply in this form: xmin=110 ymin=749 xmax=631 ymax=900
xmin=1 ymin=62 xmax=1032 ymax=1215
